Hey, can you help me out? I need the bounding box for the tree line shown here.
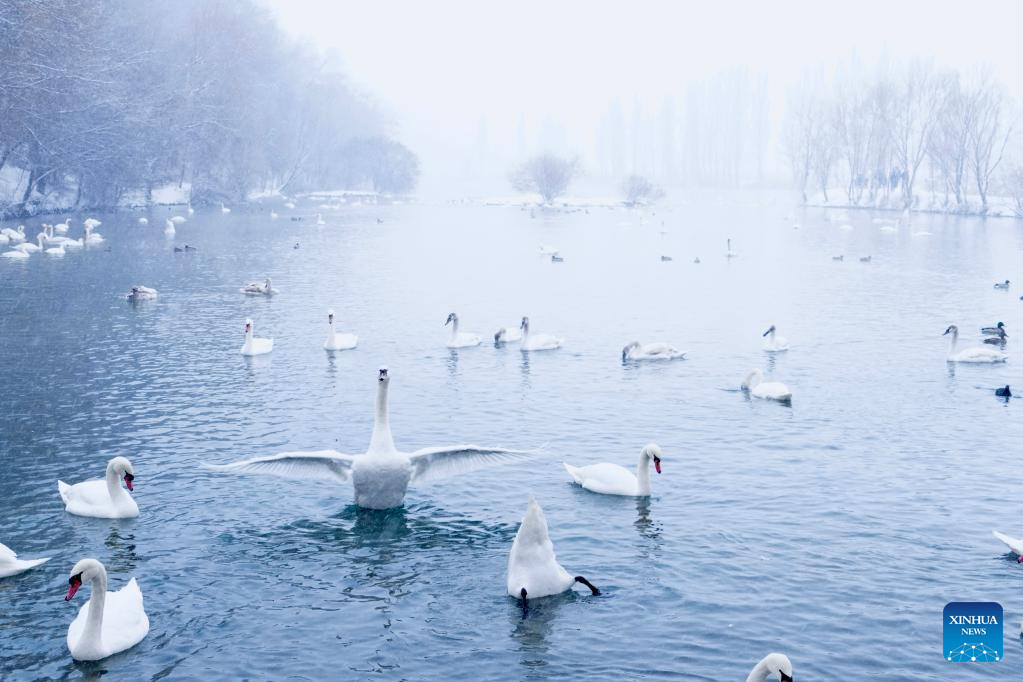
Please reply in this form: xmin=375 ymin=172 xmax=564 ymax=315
xmin=0 ymin=0 xmax=419 ymax=215
xmin=784 ymin=61 xmax=1017 ymax=213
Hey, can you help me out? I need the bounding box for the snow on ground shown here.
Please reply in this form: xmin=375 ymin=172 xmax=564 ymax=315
xmin=808 ymin=188 xmax=1023 ymax=219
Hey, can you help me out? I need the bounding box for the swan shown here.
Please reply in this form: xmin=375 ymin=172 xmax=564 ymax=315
xmin=520 ymin=316 xmax=563 ymax=351
xmin=64 ymin=558 xmax=149 ymax=661
xmin=170 ymin=215 xmax=187 ymax=224
xmin=944 ymin=325 xmax=1007 ymax=363
xmin=621 ymin=341 xmax=686 ymax=361
xmin=5 ymin=225 xmax=26 ymax=242
xmin=324 ymin=309 xmax=358 ymax=351
xmin=83 ymin=218 xmax=101 ymax=230
xmin=270 ymin=210 xmax=278 ymax=220
xmin=0 ymin=542 xmax=50 ymax=578
xmin=84 ymin=225 xmax=104 ymax=244
xmin=17 ymin=238 xmax=40 ymax=253
xmin=994 ymin=280 xmax=1011 ymax=290
xmin=284 ymin=201 xmax=296 ymax=209
xmin=726 ymin=238 xmax=738 ymax=258
xmin=563 ymin=444 xmax=662 ymax=496
xmin=187 ymin=204 xmax=195 ymax=215
xmin=315 ymin=213 xmax=326 ymax=225
xmin=164 ymin=219 xmax=175 ymax=236
xmin=58 ymin=456 xmax=138 ymax=519
xmin=125 ymin=286 xmax=158 ymax=302
xmin=207 ymin=367 xmax=532 ymax=509
xmin=993 ymin=530 xmax=1023 ymax=561
xmin=240 ymin=318 xmax=273 ymax=356
xmin=839 ymin=223 xmax=854 ymax=231
xmin=982 ymin=322 xmax=1006 ymax=336
xmin=747 ymin=653 xmax=793 ymax=682
xmin=54 ymin=219 xmax=71 ymax=234
xmin=494 ymin=326 xmax=523 ymax=344
xmin=138 ymin=217 xmax=148 ymax=225
xmin=507 ymin=496 xmax=600 ymax=613
xmin=0 ymin=233 xmax=7 ymax=245
xmin=2 ymin=248 xmax=29 ymax=259
xmin=762 ymin=325 xmax=789 ymax=352
xmin=45 ymin=242 xmax=66 ymax=256
xmin=742 ymin=369 xmax=792 ymax=402
xmin=240 ymin=278 xmax=277 ymax=296
xmin=220 ymin=202 xmax=231 ymax=214
xmin=445 ymin=312 xmax=481 ymax=348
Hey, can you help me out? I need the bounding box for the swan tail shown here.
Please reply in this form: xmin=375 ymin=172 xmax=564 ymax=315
xmin=57 ymin=480 xmax=71 ymax=504
xmin=992 ymin=530 xmax=1021 ymax=553
xmin=562 ymin=462 xmax=583 ymax=485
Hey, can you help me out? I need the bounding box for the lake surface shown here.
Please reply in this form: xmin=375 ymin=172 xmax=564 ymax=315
xmin=2 ymin=193 xmax=1022 ymax=680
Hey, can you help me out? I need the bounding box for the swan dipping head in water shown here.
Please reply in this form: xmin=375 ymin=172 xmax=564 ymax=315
xmin=742 ymin=369 xmax=792 ymax=402
xmin=746 ymin=653 xmax=793 ymax=682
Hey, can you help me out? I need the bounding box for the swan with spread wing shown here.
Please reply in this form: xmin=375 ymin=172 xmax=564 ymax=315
xmin=206 ymin=367 xmax=533 ymax=509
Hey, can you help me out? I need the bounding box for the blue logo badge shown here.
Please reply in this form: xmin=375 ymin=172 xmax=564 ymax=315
xmin=944 ymin=602 xmax=1002 ymax=662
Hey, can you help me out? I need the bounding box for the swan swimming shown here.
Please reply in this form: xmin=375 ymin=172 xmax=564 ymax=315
xmin=65 ymin=558 xmax=149 ymax=662
xmin=240 ymin=318 xmax=274 ymax=356
xmin=747 ymin=653 xmax=793 ymax=682
xmin=324 ymin=309 xmax=358 ymax=351
xmin=992 ymin=530 xmax=1023 ymax=562
xmin=564 ymin=444 xmax=662 ymax=496
xmin=316 ymin=213 xmax=326 ymax=225
xmin=170 ymin=215 xmax=187 ymax=224
xmin=762 ymin=325 xmax=789 ymax=352
xmin=507 ymin=497 xmax=600 ymax=614
xmin=494 ymin=326 xmax=523 ymax=345
xmin=58 ymin=456 xmax=138 ymax=519
xmin=125 ymin=286 xmax=158 ymax=302
xmin=220 ymin=202 xmax=231 ymax=214
xmin=445 ymin=312 xmax=482 ymax=348
xmin=163 ymin=219 xmax=175 ymax=236
xmin=2 ymin=248 xmax=29 ymax=259
xmin=742 ymin=369 xmax=792 ymax=402
xmin=0 ymin=542 xmax=50 ymax=578
xmin=240 ymin=278 xmax=277 ymax=296
xmin=621 ymin=341 xmax=686 ymax=361
xmin=137 ymin=217 xmax=148 ymax=225
xmin=54 ymin=219 xmax=71 ymax=234
xmin=83 ymin=218 xmax=101 ymax=230
xmin=207 ymin=367 xmax=532 ymax=509
xmin=943 ymin=325 xmax=1007 ymax=363
xmin=726 ymin=238 xmax=738 ymax=258
xmin=520 ymin=316 xmax=563 ymax=351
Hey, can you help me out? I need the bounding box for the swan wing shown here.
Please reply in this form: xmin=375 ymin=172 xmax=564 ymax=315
xmin=204 ymin=450 xmax=355 ymax=482
xmin=408 ymin=445 xmax=535 ymax=484
xmin=993 ymin=530 xmax=1023 ymax=555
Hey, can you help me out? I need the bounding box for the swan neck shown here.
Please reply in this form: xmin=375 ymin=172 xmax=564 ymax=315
xmin=449 ymin=317 xmax=459 ymax=341
xmin=745 ymin=660 xmax=769 ymax=682
xmin=369 ymin=381 xmax=396 ymax=454
xmin=84 ymin=569 xmax=108 ymax=644
xmin=105 ymin=465 xmax=127 ymax=502
xmin=636 ymin=452 xmax=651 ymax=495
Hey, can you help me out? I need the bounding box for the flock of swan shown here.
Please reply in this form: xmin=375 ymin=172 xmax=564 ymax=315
xmin=1 ymin=218 xmax=104 ymax=259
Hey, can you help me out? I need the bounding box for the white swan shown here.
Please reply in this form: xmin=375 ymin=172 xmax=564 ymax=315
xmin=45 ymin=242 xmax=66 ymax=256
xmin=240 ymin=318 xmax=273 ymax=356
xmin=0 ymin=233 xmax=7 ymax=245
xmin=324 ymin=309 xmax=358 ymax=351
xmin=220 ymin=202 xmax=231 ymax=214
xmin=315 ymin=213 xmax=326 ymax=225
xmin=944 ymin=325 xmax=1007 ymax=363
xmin=207 ymin=367 xmax=532 ymax=509
xmin=520 ymin=316 xmax=563 ymax=351
xmin=17 ymin=238 xmax=40 ymax=253
xmin=240 ymin=278 xmax=277 ymax=296
xmin=494 ymin=326 xmax=523 ymax=344
xmin=284 ymin=201 xmax=296 ymax=209
xmin=270 ymin=210 xmax=278 ymax=220
xmin=138 ymin=217 xmax=149 ymax=225
xmin=83 ymin=218 xmax=101 ymax=230
xmin=2 ymin=248 xmax=29 ymax=259
xmin=5 ymin=225 xmax=26 ymax=242
xmin=170 ymin=215 xmax=187 ymax=224
xmin=65 ymin=558 xmax=149 ymax=661
xmin=58 ymin=456 xmax=138 ymax=519
xmin=84 ymin=225 xmax=104 ymax=244
xmin=54 ymin=219 xmax=71 ymax=234
xmin=621 ymin=341 xmax=686 ymax=361
xmin=0 ymin=542 xmax=50 ymax=578
xmin=564 ymin=444 xmax=662 ymax=496
xmin=726 ymin=238 xmax=739 ymax=258
xmin=445 ymin=312 xmax=481 ymax=348
xmin=992 ymin=530 xmax=1023 ymax=563
xmin=125 ymin=286 xmax=158 ymax=302
xmin=762 ymin=325 xmax=789 ymax=352
xmin=507 ymin=496 xmax=600 ymax=612
xmin=747 ymin=653 xmax=793 ymax=682
xmin=163 ymin=219 xmax=175 ymax=236
xmin=742 ymin=369 xmax=792 ymax=402
xmin=187 ymin=204 xmax=195 ymax=215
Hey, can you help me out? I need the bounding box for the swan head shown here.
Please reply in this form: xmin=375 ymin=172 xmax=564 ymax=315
xmin=943 ymin=325 xmax=958 ymax=336
xmin=520 ymin=316 xmax=530 ymax=331
xmin=66 ymin=558 xmax=105 ymax=601
xmin=445 ymin=312 xmax=458 ymax=326
xmin=759 ymin=653 xmax=793 ymax=681
xmin=264 ymin=278 xmax=271 ymax=288
xmin=245 ymin=318 xmax=253 ymax=334
xmin=107 ymin=456 xmax=135 ymax=490
xmin=622 ymin=341 xmax=640 ymax=361
xmin=763 ymin=325 xmax=776 ymax=337
xmin=642 ymin=443 xmax=663 ymax=474
xmin=327 ymin=309 xmax=335 ymax=324
xmin=378 ymin=366 xmax=389 ymax=384
xmin=742 ymin=369 xmax=763 ymax=390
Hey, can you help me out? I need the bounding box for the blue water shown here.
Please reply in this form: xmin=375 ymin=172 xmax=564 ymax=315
xmin=1 ymin=196 xmax=1022 ymax=680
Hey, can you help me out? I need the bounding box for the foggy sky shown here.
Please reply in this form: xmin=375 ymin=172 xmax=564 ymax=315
xmin=265 ymin=0 xmax=1023 ymax=191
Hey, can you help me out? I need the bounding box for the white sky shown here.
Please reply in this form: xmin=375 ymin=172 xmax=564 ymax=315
xmin=264 ymin=0 xmax=1023 ymax=188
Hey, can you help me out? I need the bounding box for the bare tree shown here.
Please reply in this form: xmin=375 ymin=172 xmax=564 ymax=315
xmin=510 ymin=154 xmax=579 ymax=204
xmin=965 ymin=74 xmax=1013 ymax=211
xmin=620 ymin=175 xmax=664 ymax=206
xmin=888 ymin=62 xmax=941 ymax=208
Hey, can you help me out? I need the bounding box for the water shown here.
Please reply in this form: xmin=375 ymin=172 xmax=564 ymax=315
xmin=1 ymin=195 xmax=1022 ymax=680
